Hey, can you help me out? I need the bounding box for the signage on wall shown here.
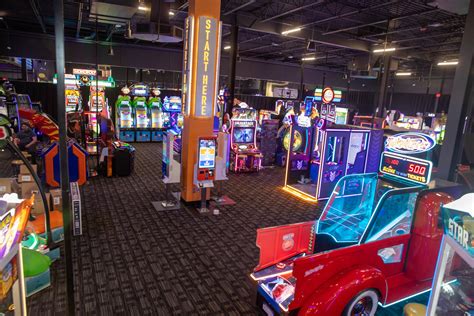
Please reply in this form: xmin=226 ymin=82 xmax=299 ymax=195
xmin=73 ymin=68 xmax=97 ymax=76
xmin=386 ymin=132 xmax=436 ymax=155
xmin=315 ymin=88 xmax=342 ymax=103
xmin=194 ymin=16 xmax=219 ymax=117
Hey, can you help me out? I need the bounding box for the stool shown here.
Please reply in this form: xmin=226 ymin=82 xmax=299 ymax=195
xmin=403 ymin=303 xmax=427 ymax=316
xmin=11 ymin=160 xmax=24 ymax=177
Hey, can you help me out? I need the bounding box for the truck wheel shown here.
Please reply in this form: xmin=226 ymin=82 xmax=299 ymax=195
xmin=343 ymin=289 xmax=379 ymax=316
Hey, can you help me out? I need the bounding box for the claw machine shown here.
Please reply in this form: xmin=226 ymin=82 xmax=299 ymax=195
xmin=427 ymin=193 xmax=474 ymax=316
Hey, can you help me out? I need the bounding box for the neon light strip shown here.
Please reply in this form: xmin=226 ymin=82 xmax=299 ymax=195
xmin=283 ymin=186 xmax=318 ymax=202
xmin=250 ymin=269 xmax=294 ymax=281
xmin=186 ymin=16 xmax=194 ymax=116
xmin=214 ymin=21 xmax=222 ymax=116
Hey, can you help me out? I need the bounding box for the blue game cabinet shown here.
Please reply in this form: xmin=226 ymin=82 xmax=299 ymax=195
xmin=136 ymin=130 xmax=151 ymax=142
xmin=120 ymin=130 xmax=135 ymax=142
xmin=151 ymin=130 xmax=163 ymax=142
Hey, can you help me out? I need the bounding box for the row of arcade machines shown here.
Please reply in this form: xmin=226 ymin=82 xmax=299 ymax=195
xmin=116 ymin=84 xmax=183 ymax=142
xmin=250 ymin=128 xmax=465 ymax=315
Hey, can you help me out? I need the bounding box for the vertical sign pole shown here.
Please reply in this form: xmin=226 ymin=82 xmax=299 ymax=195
xmin=53 ymin=0 xmax=75 ymax=314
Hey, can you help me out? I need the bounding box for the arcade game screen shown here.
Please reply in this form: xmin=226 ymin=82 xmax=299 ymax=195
xmin=198 ymin=139 xmax=216 ymax=168
xmin=233 ymin=128 xmax=254 ymax=144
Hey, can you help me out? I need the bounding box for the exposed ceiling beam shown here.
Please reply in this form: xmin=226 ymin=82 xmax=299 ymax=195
xmin=76 ymin=2 xmax=84 ymax=38
xmin=392 ymin=31 xmax=463 ymax=44
xmin=322 ymin=8 xmax=439 ymax=36
xmin=221 ymin=14 xmax=371 ymax=52
xmin=259 ymin=0 xmax=327 ymax=23
xmin=223 ymin=0 xmax=257 ymax=16
xmin=29 ymin=0 xmax=46 ymax=33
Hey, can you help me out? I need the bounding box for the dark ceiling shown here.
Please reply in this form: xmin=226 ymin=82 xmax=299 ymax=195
xmin=0 ymin=0 xmax=468 ymax=76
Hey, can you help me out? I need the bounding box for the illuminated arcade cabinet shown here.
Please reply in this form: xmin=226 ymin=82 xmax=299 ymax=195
xmin=65 ymin=83 xmax=81 ymax=113
xmin=162 ymin=96 xmax=183 ymax=133
xmin=229 ymin=118 xmax=262 ymax=173
xmin=314 ymin=87 xmax=349 ymax=124
xmin=284 ymin=97 xmax=383 ymax=201
xmin=116 ymin=86 xmax=134 ymax=142
xmin=148 ymin=88 xmax=164 ymax=141
xmin=131 ymin=83 xmax=151 ymax=142
xmin=251 ymin=132 xmax=462 ymax=316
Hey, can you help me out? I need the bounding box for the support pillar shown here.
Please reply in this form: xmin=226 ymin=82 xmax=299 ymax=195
xmin=21 ymin=58 xmax=28 ymax=81
xmin=53 ymin=0 xmax=75 ymax=314
xmin=374 ymin=54 xmax=391 ymax=118
xmin=438 ymin=0 xmax=474 ymax=180
xmin=228 ymin=21 xmax=238 ymax=113
xmin=180 ymin=0 xmax=222 ymax=202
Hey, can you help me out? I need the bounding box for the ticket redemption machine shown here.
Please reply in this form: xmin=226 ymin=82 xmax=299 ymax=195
xmin=116 ymin=86 xmax=134 ymax=142
xmin=152 ymin=130 xmax=182 ymax=211
xmin=131 ymin=83 xmax=151 ymax=142
xmin=194 ymin=136 xmax=217 ymax=213
xmin=229 ymin=119 xmax=262 ymax=172
xmin=211 ymin=131 xmax=235 ymax=206
xmin=425 ymin=193 xmax=473 ymax=316
xmin=148 ymin=88 xmax=164 ymax=141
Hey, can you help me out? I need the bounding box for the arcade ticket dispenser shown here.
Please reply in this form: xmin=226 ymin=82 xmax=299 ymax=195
xmin=194 ymin=136 xmax=217 ymax=213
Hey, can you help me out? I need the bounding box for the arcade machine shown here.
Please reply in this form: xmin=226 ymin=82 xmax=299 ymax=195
xmin=229 ymin=118 xmax=262 ymax=173
xmin=250 ymin=132 xmax=462 ymax=316
xmin=65 ymin=83 xmax=81 ymax=113
xmin=425 ymin=193 xmax=473 ymax=316
xmin=162 ymin=96 xmax=183 ymax=133
xmin=131 ymin=83 xmax=151 ymax=142
xmin=284 ymin=89 xmax=384 ymax=202
xmin=211 ymin=131 xmax=235 ymax=206
xmin=314 ymin=88 xmax=349 ymax=124
xmin=353 ymin=115 xmax=387 ymax=129
xmin=16 ymin=94 xmax=33 ymax=111
xmin=85 ymin=86 xmax=107 ymax=154
xmin=148 ymin=88 xmax=164 ymax=142
xmin=115 ymin=86 xmax=134 ymax=142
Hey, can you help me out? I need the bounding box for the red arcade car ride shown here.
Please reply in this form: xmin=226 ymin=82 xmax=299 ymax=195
xmin=251 ymin=152 xmax=461 ymax=316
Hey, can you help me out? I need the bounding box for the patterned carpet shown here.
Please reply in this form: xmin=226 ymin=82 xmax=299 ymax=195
xmin=27 ymin=143 xmax=320 ymax=315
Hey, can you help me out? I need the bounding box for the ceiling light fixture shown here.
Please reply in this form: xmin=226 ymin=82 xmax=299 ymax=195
xmin=395 ymin=72 xmax=412 ymax=76
xmin=282 ymin=27 xmax=301 ymax=35
xmin=138 ymin=5 xmax=149 ymax=11
xmin=224 ymin=45 xmax=231 ymax=50
xmin=437 ymin=60 xmax=458 ymax=66
xmin=373 ymin=47 xmax=396 ymax=53
xmin=302 ymin=56 xmax=316 ymax=61
xmin=169 ymin=11 xmax=175 ymax=16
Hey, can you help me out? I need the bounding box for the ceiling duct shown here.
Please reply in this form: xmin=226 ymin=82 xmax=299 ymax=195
xmin=127 ymin=0 xmax=183 ymax=43
xmin=90 ymin=0 xmax=137 ymax=25
xmin=427 ymin=0 xmax=470 ymax=15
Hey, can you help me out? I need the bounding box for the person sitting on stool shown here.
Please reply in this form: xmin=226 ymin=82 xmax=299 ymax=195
xmin=13 ymin=122 xmax=38 ymax=158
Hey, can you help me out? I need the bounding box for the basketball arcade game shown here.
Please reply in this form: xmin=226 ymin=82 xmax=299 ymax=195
xmin=251 ymin=132 xmax=462 ymax=315
xmin=148 ymin=88 xmax=164 ymax=141
xmin=229 ymin=118 xmax=262 ymax=172
xmin=131 ymin=83 xmax=151 ymax=142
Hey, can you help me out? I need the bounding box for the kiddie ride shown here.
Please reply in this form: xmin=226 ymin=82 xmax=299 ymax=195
xmin=229 ymin=108 xmax=262 ymax=173
xmin=250 ymin=132 xmax=462 ymax=315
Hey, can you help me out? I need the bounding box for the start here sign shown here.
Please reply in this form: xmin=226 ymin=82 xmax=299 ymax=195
xmin=195 ymin=16 xmax=218 ymax=117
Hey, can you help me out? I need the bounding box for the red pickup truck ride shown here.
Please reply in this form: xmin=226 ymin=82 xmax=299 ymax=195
xmin=251 ymin=172 xmax=460 ymax=315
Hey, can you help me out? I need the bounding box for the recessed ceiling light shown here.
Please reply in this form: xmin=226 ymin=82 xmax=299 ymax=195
xmin=437 ymin=60 xmax=458 ymax=66
xmin=373 ymin=47 xmax=396 ymax=53
xmin=138 ymin=5 xmax=149 ymax=11
xmin=169 ymin=11 xmax=175 ymax=16
xmin=302 ymin=56 xmax=316 ymax=61
xmin=282 ymin=27 xmax=301 ymax=35
xmin=395 ymin=72 xmax=412 ymax=76
xmin=224 ymin=45 xmax=231 ymax=50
